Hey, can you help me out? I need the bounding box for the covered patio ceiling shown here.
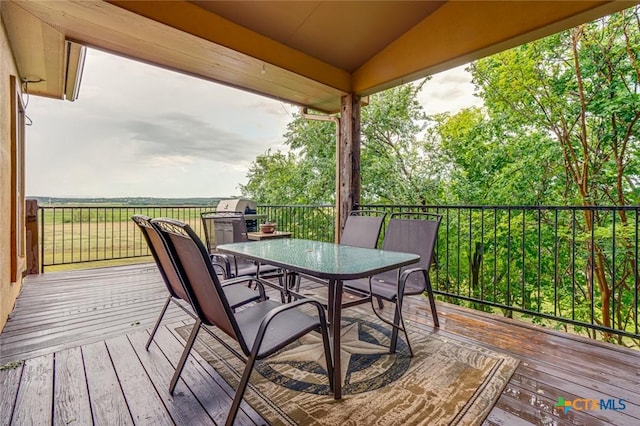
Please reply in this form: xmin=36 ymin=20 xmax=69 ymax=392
xmin=2 ymin=1 xmax=637 ymax=112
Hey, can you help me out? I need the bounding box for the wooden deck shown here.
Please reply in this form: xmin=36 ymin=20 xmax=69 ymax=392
xmin=1 ymin=264 xmax=638 ymax=425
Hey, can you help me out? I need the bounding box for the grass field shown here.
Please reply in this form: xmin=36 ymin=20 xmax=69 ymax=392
xmin=40 ymin=206 xmax=210 ymax=270
xmin=39 ymin=204 xmax=336 ymax=271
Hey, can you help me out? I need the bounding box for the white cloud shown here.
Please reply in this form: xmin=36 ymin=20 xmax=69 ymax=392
xmin=25 ymin=49 xmax=477 ymax=198
xmin=25 ymin=48 xmax=293 ymax=197
xmin=418 ymin=64 xmax=483 ymax=115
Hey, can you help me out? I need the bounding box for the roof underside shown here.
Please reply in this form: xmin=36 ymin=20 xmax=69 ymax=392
xmin=2 ymin=0 xmax=637 ymax=112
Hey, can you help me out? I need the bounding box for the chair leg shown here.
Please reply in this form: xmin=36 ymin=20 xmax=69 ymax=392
xmin=226 ymin=354 xmax=257 ymax=426
xmin=288 ymin=272 xmax=301 ymax=302
xmin=146 ymin=295 xmax=171 ymax=350
xmin=294 ymin=273 xmax=301 ymax=293
xmin=389 ymin=304 xmax=400 ymax=354
xmin=389 ymin=300 xmax=413 ymax=357
xmin=319 ymin=324 xmax=334 ymax=392
xmin=424 ymin=274 xmax=439 ymax=327
xmin=169 ymin=319 xmax=201 ymax=394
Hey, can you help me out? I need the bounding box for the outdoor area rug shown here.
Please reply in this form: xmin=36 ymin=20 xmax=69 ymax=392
xmin=175 ymin=309 xmax=519 ymax=425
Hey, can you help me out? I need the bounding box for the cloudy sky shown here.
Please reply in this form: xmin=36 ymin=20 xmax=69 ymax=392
xmin=25 ymin=48 xmax=480 ymax=198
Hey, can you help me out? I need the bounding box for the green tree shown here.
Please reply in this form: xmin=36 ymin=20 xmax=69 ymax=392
xmin=449 ymin=6 xmax=640 ymax=342
xmin=437 ymin=108 xmax=564 ymax=205
xmin=241 ymin=81 xmax=446 ymax=205
xmin=360 ymin=81 xmax=447 ymax=205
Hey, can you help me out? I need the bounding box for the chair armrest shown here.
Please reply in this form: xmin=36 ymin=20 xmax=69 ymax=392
xmin=250 ymin=298 xmax=328 ymax=356
xmin=210 ymin=253 xmax=232 ymax=279
xmin=221 ymin=276 xmax=268 ymax=298
xmin=398 ymin=267 xmax=429 ymax=296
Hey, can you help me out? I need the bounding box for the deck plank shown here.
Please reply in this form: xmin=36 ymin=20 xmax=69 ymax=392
xmin=105 ymin=334 xmax=175 ymax=425
xmin=513 ymin=365 xmax=640 ymax=417
xmin=82 ymin=341 xmax=134 ymax=425
xmin=127 ymin=330 xmax=217 ymax=425
xmin=154 ymin=324 xmax=261 ymax=426
xmin=401 ymin=301 xmax=640 ymax=424
xmin=53 ymin=347 xmax=93 ymax=426
xmin=0 ymin=361 xmax=23 ymax=425
xmin=11 ymin=354 xmax=54 ymax=425
xmin=1 ymin=264 xmax=638 ymax=426
xmin=163 ymin=321 xmax=268 ymax=425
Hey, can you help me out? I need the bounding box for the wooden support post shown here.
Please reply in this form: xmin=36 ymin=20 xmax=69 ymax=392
xmin=337 ymin=94 xmax=361 ymax=242
xmin=25 ymin=199 xmax=39 ymax=275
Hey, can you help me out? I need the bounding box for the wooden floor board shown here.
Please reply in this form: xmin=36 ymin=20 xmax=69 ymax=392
xmin=1 ymin=263 xmax=638 ymax=425
xmin=82 ymin=341 xmax=134 ymax=425
xmin=127 ymin=330 xmax=217 ymax=426
xmin=1 ymin=299 xmax=171 ymax=340
xmin=106 ymin=334 xmax=175 ymax=425
xmin=0 ymin=307 xmax=190 ymax=365
xmin=53 ymin=346 xmax=93 ymax=426
xmin=155 ymin=324 xmax=261 ymax=426
xmin=11 ymin=354 xmax=54 ymax=425
xmin=0 ymin=361 xmax=23 ymax=425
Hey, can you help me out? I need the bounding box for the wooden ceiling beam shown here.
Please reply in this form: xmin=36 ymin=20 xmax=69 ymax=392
xmin=107 ymin=0 xmax=352 ymax=93
xmin=353 ymin=1 xmax=635 ymax=95
xmin=13 ymin=0 xmax=347 ymax=112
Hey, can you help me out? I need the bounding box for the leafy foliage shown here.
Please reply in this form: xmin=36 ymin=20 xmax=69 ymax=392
xmin=240 ymin=6 xmax=640 ymax=346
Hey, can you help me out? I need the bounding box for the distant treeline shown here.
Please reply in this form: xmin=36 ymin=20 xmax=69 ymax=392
xmin=29 ymin=196 xmax=229 ymax=207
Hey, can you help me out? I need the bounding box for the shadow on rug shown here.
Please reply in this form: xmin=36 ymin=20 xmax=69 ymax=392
xmin=175 ymin=309 xmax=518 ymax=426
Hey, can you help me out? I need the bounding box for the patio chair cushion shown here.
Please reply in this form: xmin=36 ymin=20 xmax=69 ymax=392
xmin=234 ymin=299 xmax=322 ymax=358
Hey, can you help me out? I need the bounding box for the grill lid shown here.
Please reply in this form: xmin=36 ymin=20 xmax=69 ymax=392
xmin=216 ymin=199 xmax=257 ymax=214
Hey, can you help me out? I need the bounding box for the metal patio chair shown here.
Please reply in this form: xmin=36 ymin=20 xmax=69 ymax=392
xmin=132 ymin=215 xmax=266 ymax=350
xmin=151 ymin=218 xmax=333 ymax=426
xmin=343 ymin=212 xmax=441 ymax=356
xmin=340 ymin=210 xmax=386 ymax=249
xmin=290 ymin=210 xmax=387 ymax=301
xmin=201 ymin=211 xmax=282 ymax=277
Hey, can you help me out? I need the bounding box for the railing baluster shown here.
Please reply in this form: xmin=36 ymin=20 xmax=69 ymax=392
xmin=554 ymin=209 xmax=558 ymax=317
xmin=468 ymin=208 xmax=472 ymax=299
xmin=507 ymin=208 xmax=512 ymax=308
xmin=589 ymin=208 xmax=594 ymax=325
xmin=633 ymin=210 xmax=640 ymax=334
xmin=537 ymin=208 xmax=541 ymax=313
xmin=521 ymin=208 xmax=525 ymax=310
xmin=611 ymin=210 xmax=616 ymax=332
xmin=493 ymin=208 xmax=497 ymax=303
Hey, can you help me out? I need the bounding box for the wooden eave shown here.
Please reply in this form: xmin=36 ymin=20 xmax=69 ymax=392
xmin=2 ymin=1 xmax=638 ymax=111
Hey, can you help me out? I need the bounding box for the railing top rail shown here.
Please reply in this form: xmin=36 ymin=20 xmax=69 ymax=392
xmin=39 ymin=205 xmax=217 ymax=209
xmin=358 ymin=204 xmax=640 ymax=211
xmin=258 ymin=204 xmax=334 ymax=208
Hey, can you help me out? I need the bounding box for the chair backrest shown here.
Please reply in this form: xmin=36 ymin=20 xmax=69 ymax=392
xmin=340 ymin=210 xmax=386 ymax=248
xmin=131 ymin=214 xmax=188 ymax=301
xmin=201 ymin=211 xmax=247 ymax=253
xmin=151 ymin=218 xmax=246 ymax=349
xmin=377 ymin=212 xmax=442 ymax=290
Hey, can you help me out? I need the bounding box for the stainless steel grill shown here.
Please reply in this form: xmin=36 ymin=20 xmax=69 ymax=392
xmin=215 ymin=199 xmax=265 ymax=231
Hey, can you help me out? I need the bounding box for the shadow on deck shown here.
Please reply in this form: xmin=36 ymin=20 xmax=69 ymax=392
xmin=1 ymin=264 xmax=638 ymax=425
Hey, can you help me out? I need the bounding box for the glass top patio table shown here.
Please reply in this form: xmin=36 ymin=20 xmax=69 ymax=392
xmin=217 ymin=238 xmax=419 ymax=280
xmin=217 ymin=238 xmax=420 ymax=400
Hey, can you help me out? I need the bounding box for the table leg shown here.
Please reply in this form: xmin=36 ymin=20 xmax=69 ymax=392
xmin=285 ymin=271 xmax=293 ymax=302
xmin=328 ymin=279 xmax=343 ymax=399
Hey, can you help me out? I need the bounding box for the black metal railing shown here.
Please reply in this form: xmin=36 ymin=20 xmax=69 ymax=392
xmin=38 ymin=203 xmax=639 ymax=343
xmin=39 ymin=204 xmax=335 ymax=270
xmin=258 ymin=204 xmax=335 ymax=242
xmin=359 ymin=204 xmax=639 ymax=343
xmin=39 ymin=206 xmax=211 ymax=270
